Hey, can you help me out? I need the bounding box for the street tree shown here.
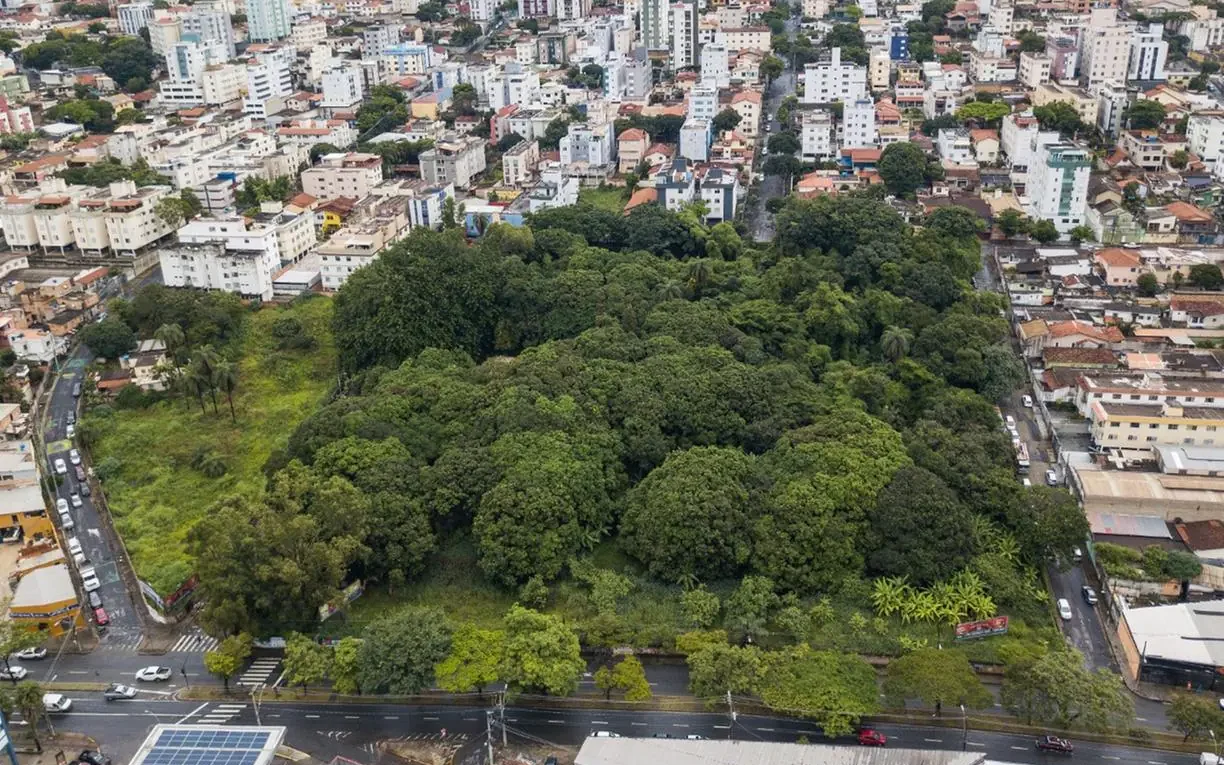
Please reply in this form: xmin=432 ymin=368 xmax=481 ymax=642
xmin=1000 ymin=648 xmax=1133 ymax=730
xmin=330 ymin=637 xmax=362 ymax=695
xmin=883 ymin=647 xmax=992 ymax=716
xmin=435 ymin=624 xmax=504 ymax=695
xmin=79 ymin=317 xmax=137 ymax=359
xmin=356 ymin=608 xmax=452 ymax=695
xmin=1190 ymin=264 xmax=1224 ymax=290
xmin=501 ymin=605 xmax=585 ymax=696
xmin=203 ymin=633 xmax=252 ymax=692
xmin=687 ymin=642 xmax=764 ymax=698
xmin=594 ymin=656 xmax=651 ymax=701
xmin=13 ymin=681 xmax=45 ymax=751
xmin=283 ymin=632 xmax=332 ymax=693
xmin=758 ymin=646 xmax=880 ymax=737
xmin=1168 ymin=693 xmax=1224 ymax=741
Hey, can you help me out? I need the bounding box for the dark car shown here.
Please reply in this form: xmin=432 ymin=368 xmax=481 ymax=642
xmin=1082 ymin=586 xmax=1098 ymax=605
xmin=1036 ymin=735 xmax=1074 ymax=753
xmin=79 ymin=751 xmax=112 ymax=765
xmin=71 ymin=383 xmax=81 ymax=398
xmin=66 ymin=411 xmax=75 ymax=425
xmin=102 ymin=684 xmax=136 ymax=701
xmin=858 ymin=729 xmax=887 ymax=747
xmin=74 ymin=465 xmax=86 ymax=482
xmin=80 ymin=483 xmax=90 ymax=497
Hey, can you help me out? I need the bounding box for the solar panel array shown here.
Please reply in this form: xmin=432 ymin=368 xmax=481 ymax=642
xmin=138 ymin=729 xmax=275 ymax=765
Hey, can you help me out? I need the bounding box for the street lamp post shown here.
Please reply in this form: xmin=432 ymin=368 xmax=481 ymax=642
xmin=960 ymin=704 xmax=967 ymax=751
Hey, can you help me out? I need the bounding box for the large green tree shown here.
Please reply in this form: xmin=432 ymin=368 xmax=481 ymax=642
xmin=356 ymin=608 xmax=453 ymax=695
xmin=758 ymin=646 xmax=880 ymax=737
xmin=501 ymin=606 xmax=585 ymax=696
xmin=883 ymin=647 xmax=992 ymax=716
xmin=878 ymin=142 xmax=936 ymax=196
xmin=865 ymin=466 xmax=977 ymax=584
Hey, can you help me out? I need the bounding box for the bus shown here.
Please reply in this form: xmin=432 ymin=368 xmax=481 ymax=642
xmin=1016 ymin=442 xmax=1030 ymax=472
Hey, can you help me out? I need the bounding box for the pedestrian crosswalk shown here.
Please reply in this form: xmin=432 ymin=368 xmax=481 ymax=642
xmin=237 ymin=657 xmax=281 ymax=687
xmin=169 ymin=629 xmax=219 ymax=654
xmin=196 ymin=703 xmax=247 ymax=726
xmin=97 ymin=633 xmax=143 ymax=652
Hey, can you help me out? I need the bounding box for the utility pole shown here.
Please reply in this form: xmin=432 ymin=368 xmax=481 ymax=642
xmin=498 ymin=691 xmax=506 ymax=746
xmin=725 ymin=690 xmax=736 ymax=739
xmin=959 ymin=704 xmax=967 ymax=751
xmin=485 ymin=710 xmax=495 ymax=765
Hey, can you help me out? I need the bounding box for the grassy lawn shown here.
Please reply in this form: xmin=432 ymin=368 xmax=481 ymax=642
xmin=579 ymin=187 xmax=628 ymax=213
xmin=90 ymin=296 xmax=336 ymax=595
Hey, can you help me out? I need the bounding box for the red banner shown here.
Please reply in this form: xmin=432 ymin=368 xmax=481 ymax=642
xmin=955 ymin=615 xmax=1009 ymax=640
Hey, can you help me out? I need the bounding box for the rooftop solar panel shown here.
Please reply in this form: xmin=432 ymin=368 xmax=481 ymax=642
xmin=130 ymin=726 xmax=286 ymax=765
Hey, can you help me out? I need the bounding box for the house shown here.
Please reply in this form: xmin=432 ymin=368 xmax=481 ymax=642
xmin=1165 ymin=201 xmax=1218 ymax=243
xmin=1171 ymin=295 xmax=1224 ymax=328
xmin=617 ymin=128 xmax=650 ymax=175
xmin=1042 ymin=347 xmax=1119 ymax=368
xmin=1095 ymin=247 xmax=1145 ymax=286
xmin=970 ymin=129 xmax=999 ymax=164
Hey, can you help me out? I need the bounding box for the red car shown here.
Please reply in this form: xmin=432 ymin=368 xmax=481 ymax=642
xmin=93 ymin=607 xmax=109 ymax=627
xmin=1035 ymin=735 xmax=1074 ymax=754
xmin=858 ymin=729 xmax=887 ymax=747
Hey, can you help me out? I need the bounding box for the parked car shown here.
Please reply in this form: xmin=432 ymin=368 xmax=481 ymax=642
xmin=1036 ymin=735 xmax=1074 ymax=754
xmin=1005 ymin=415 xmax=1017 ymax=429
xmin=54 ymin=459 xmax=66 ymax=475
xmin=75 ymin=465 xmax=85 ymax=482
xmin=103 ymin=684 xmax=136 ymax=701
xmin=135 ymin=666 xmax=172 ymax=682
xmin=0 ymin=666 xmax=27 ymax=681
xmin=1022 ymin=478 xmax=1032 ymax=488
xmin=93 ymin=607 xmax=109 ymax=627
xmin=80 ymin=567 xmax=100 ymax=592
xmin=56 ymin=498 xmax=68 ymax=515
xmin=1046 ymin=468 xmax=1059 ymax=486
xmin=66 ymin=411 xmax=75 ymax=425
xmin=1072 ymin=546 xmax=1083 ymax=563
xmin=1057 ymin=598 xmax=1073 ymax=620
xmin=859 ymin=729 xmax=888 ymax=747
xmin=78 ymin=751 xmax=110 ymax=765
xmin=590 ymin=731 xmax=621 ymax=738
xmin=65 ymin=423 xmax=75 ymax=438
xmin=80 ymin=483 xmax=90 ymax=497
xmin=685 ymin=735 xmax=707 ymax=740
xmin=42 ymin=693 xmax=71 ymax=712
xmin=13 ymin=647 xmax=46 ymax=660
xmin=69 ymin=449 xmax=81 ymax=466
xmin=59 ymin=511 xmax=74 ymax=532
xmin=1082 ymin=586 xmax=1098 ymax=605
xmin=70 ymin=493 xmax=81 ymax=508
xmin=87 ymin=591 xmax=102 ymax=609
xmin=1022 ymin=395 xmax=1033 ymax=408
xmin=71 ymin=383 xmax=81 ymax=398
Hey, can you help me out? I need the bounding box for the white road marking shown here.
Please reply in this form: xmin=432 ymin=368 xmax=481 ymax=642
xmin=1135 ymin=717 xmax=1148 ymax=722
xmin=757 ymin=727 xmax=775 ymax=732
xmin=631 ymin=722 xmax=648 ymax=727
xmin=175 ymin=702 xmax=208 ymax=724
xmin=1101 ymin=757 xmax=1120 ymax=761
xmin=924 ymin=738 xmax=943 ymax=743
xmin=384 ymin=716 xmax=399 ymax=720
xmin=713 ymin=725 xmax=731 ymax=730
xmin=345 ymin=715 xmax=359 ymax=719
xmin=306 ymin=714 xmax=320 ymax=719
xmin=423 ymin=716 xmax=439 ymax=721
xmin=67 ymin=670 xmax=88 ymax=675
xmin=1012 ymin=746 xmax=1028 ymax=751
xmin=1147 ymin=760 xmax=1167 ymax=764
xmin=968 ymin=742 xmax=985 ymax=748
xmin=672 ymin=724 xmax=690 ymax=728
xmin=592 ymin=720 xmax=609 ymax=725
xmin=547 ymin=719 xmax=563 ymax=724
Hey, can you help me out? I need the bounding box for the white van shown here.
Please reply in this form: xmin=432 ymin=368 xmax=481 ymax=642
xmin=42 ymin=693 xmax=71 ymax=712
xmin=1057 ymin=598 xmax=1073 ymax=620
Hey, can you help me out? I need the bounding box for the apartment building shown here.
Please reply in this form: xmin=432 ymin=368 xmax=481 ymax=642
xmin=729 ymin=90 xmax=760 ymax=138
xmin=869 ymin=49 xmax=889 ymax=91
xmin=717 ymin=26 xmax=770 ymax=52
xmin=1090 ymin=401 xmax=1224 ymax=462
xmin=1018 ymin=52 xmax=1051 ymax=88
xmin=242 ymin=47 xmax=295 ymax=120
xmin=700 ymin=43 xmax=730 ymax=88
xmin=680 ymin=118 xmax=711 ymax=162
xmin=504 ymin=139 xmax=541 ymax=186
xmin=1026 ymin=142 xmax=1091 ymax=233
xmin=1128 ymin=22 xmax=1168 ymax=81
xmin=322 ymin=66 xmax=365 ymax=112
xmin=162 ymin=208 xmax=312 ymax=300
xmin=276 ymin=120 xmax=357 ymax=149
xmin=843 ymin=98 xmax=877 ymax=148
xmin=1187 ymin=111 xmax=1224 ymax=169
xmin=0 ymin=96 xmax=33 ymax=135
xmin=641 ymin=0 xmax=670 ymax=50
xmin=937 ymin=127 xmax=974 ymax=164
xmin=148 ymin=18 xmax=182 ymax=56
xmin=1076 ymin=373 xmax=1224 ymax=419
xmin=249 ymin=0 xmax=292 ymax=41
xmin=802 ymin=47 xmax=867 ymax=104
xmin=317 ymin=197 xmax=414 ymax=290
xmin=117 ymin=1 xmax=154 ymax=35
xmin=419 ymin=134 xmax=488 ymax=189
xmin=301 ymin=153 xmax=385 ymax=199
xmin=688 ymin=85 xmax=718 ymax=123
xmin=1031 ymin=82 xmax=1099 ymax=128
xmin=801 ymin=109 xmax=835 ymax=160
xmin=183 ymin=0 xmax=236 ymax=58
xmin=290 ymin=17 xmax=327 ymax=50
xmin=671 ymin=0 xmax=698 ymax=68
xmin=559 ymin=122 xmax=617 ymax=168
xmin=1080 ymin=7 xmax=1132 ymax=88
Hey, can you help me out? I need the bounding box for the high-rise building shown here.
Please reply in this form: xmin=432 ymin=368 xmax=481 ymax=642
xmin=242 ymin=47 xmax=294 ymax=119
xmin=688 ymin=85 xmax=717 ymax=122
xmin=556 ymin=0 xmax=589 ymax=19
xmin=148 ymin=17 xmax=182 ymax=56
xmin=670 ymin=0 xmax=698 ymax=67
xmin=363 ymin=25 xmax=400 ymax=58
xmin=802 ymin=47 xmax=866 ymax=104
xmin=1080 ymin=7 xmax=1131 ymax=88
xmin=518 ymin=0 xmax=551 ymax=17
xmin=1128 ymin=22 xmax=1168 ymax=81
xmin=182 ymin=0 xmax=236 ymax=58
xmin=469 ymin=0 xmax=495 ymax=20
xmin=321 ymin=65 xmax=365 ymax=111
xmin=842 ymin=97 xmax=877 ymax=148
xmin=699 ymin=42 xmax=729 ymax=87
xmin=640 ymin=0 xmax=670 ymax=51
xmin=248 ymin=0 xmax=291 ymax=42
xmin=1027 ymin=141 xmax=1091 ymax=233
xmin=117 ymin=1 xmax=153 ymax=35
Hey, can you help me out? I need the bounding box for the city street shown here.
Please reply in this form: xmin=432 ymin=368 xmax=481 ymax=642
xmin=749 ymin=18 xmax=797 ymax=243
xmin=31 ymin=695 xmax=1207 ymax=765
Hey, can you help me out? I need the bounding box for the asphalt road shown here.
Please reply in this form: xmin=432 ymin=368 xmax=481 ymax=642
xmin=34 ymin=695 xmax=1207 ymax=765
xmin=749 ymin=19 xmax=798 ymax=243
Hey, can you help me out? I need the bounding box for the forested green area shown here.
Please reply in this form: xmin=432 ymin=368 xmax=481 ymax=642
xmin=186 ymin=193 xmax=1087 ymax=654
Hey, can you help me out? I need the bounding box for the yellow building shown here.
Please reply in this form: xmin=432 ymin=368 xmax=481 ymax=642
xmin=0 ymin=482 xmax=54 ymax=543
xmin=9 ymin=563 xmax=81 ymax=637
xmin=1090 ymin=401 xmax=1224 ymax=464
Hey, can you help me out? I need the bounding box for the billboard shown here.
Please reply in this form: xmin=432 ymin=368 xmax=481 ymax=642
xmin=318 ymin=580 xmax=365 ymax=622
xmin=955 ymin=615 xmax=1009 ymax=640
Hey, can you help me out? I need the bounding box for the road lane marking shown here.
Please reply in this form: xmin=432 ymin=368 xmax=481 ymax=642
xmin=924 ymin=738 xmax=943 ymax=743
xmin=1136 ymin=717 xmax=1148 ymax=722
xmin=306 ymin=714 xmax=320 ymax=719
xmin=757 ymin=727 xmax=775 ymax=732
xmin=175 ymin=702 xmax=208 ymax=724
xmin=713 ymin=725 xmax=730 ymax=730
xmin=1011 ymin=746 xmax=1028 ymax=751
xmin=593 ymin=720 xmax=609 ymax=725
xmin=1101 ymin=757 xmax=1120 ymax=761
xmin=631 ymin=723 xmax=647 ymax=727
xmin=345 ymin=715 xmax=359 ymax=719
xmin=968 ymin=742 xmax=985 ymax=748
xmin=1147 ymin=761 xmax=1167 ymax=764
xmin=547 ymin=719 xmax=563 ymax=724
xmin=672 ymin=724 xmax=689 ymax=728
xmin=424 ymin=716 xmax=439 ymax=721
xmin=384 ymin=716 xmax=399 ymax=720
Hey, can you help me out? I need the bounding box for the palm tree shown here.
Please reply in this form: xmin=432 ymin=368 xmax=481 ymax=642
xmin=686 ymin=259 xmax=712 ymax=297
xmin=192 ymin=346 xmax=221 ymax=415
xmin=180 ymin=371 xmax=206 ymax=414
xmin=880 ymin=326 xmax=913 ymax=363
xmin=13 ymin=681 xmax=45 ymax=751
xmin=213 ymin=359 xmax=238 ymax=423
xmin=154 ymin=322 xmax=185 ymax=388
xmin=658 ymin=280 xmax=685 ymax=300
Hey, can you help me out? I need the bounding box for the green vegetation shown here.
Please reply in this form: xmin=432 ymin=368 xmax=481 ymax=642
xmin=578 ymin=186 xmax=628 ymax=213
xmin=84 ymin=295 xmax=335 ymax=594
xmin=22 ymin=32 xmax=158 ymax=93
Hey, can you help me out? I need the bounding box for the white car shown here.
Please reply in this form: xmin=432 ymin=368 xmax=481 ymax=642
xmin=1057 ymin=598 xmax=1073 ymax=620
xmin=65 ymin=424 xmax=75 ymax=439
xmin=13 ymin=647 xmax=46 ymax=661
xmin=58 ymin=511 xmax=74 ymax=532
xmin=54 ymin=459 xmax=66 ymax=475
xmin=70 ymin=493 xmax=82 ymax=508
xmin=1005 ymin=415 xmax=1017 ymax=430
xmin=66 ymin=537 xmax=84 ymax=565
xmin=0 ymin=666 xmax=26 ymax=681
xmin=42 ymin=693 xmax=71 ymax=712
xmin=80 ymin=567 xmax=100 ymax=592
xmin=590 ymin=731 xmax=621 ymax=738
xmin=135 ymin=666 xmax=172 ymax=682
xmin=56 ymin=498 xmax=68 ymax=515
xmin=69 ymin=449 xmax=81 ymax=466
xmin=1022 ymin=395 xmax=1033 ymax=408
xmin=1046 ymin=468 xmax=1059 ymax=486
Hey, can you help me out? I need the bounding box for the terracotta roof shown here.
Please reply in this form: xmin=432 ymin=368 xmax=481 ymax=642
xmin=624 ymin=187 xmax=656 ymax=213
xmin=288 ymin=193 xmax=318 ymax=207
xmin=970 ymin=128 xmax=998 ymax=142
xmin=660 ymin=105 xmax=686 ymax=117
xmin=1172 ymin=297 xmax=1224 ymax=317
xmin=618 ymin=128 xmax=648 ymax=142
xmin=1165 ymin=201 xmax=1214 ymax=222
xmin=645 ymin=143 xmax=674 ymax=157
xmin=1176 ymin=519 xmax=1224 ymax=552
xmin=731 ymin=90 xmax=761 ymax=104
xmin=1047 ymin=320 xmax=1124 ymax=343
xmin=1095 ymin=248 xmax=1141 ymax=268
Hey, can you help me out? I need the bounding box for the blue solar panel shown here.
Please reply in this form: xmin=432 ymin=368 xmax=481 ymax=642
xmin=139 ymin=729 xmax=274 ymax=765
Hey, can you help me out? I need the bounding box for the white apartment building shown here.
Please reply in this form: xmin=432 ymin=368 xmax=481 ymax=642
xmin=559 ymin=122 xmax=617 ymax=167
xmin=641 ymin=0 xmax=670 ymax=50
xmin=1018 ymin=51 xmax=1051 ymax=88
xmin=363 ymin=24 xmax=400 ymax=57
xmin=321 ymin=66 xmax=364 ymax=111
xmin=0 ymin=97 xmax=33 ymax=135
xmin=1187 ymin=111 xmax=1224 ymax=169
xmin=717 ymin=27 xmax=770 ymax=52
xmin=1128 ymin=22 xmax=1168 ymax=81
xmin=148 ymin=18 xmax=182 ymax=56
xmin=671 ymin=0 xmax=698 ymax=68
xmin=419 ymin=135 xmax=488 ymax=188
xmin=803 ymin=0 xmax=828 ymax=17
xmin=843 ymin=98 xmax=877 ymax=148
xmin=8 ymin=329 xmax=65 ymax=364
xmin=160 ymin=40 xmax=244 ymax=107
xmin=117 ymin=2 xmax=153 ymax=35
xmin=290 ymin=17 xmax=327 ymax=49
xmin=470 ymin=0 xmax=496 ymax=20
xmin=1026 ymin=141 xmax=1091 ymax=233
xmin=679 ymin=117 xmax=710 ymax=161
xmin=503 ymin=140 xmax=540 ymax=187
xmin=700 ymin=43 xmax=730 ymax=88
xmin=1095 ymin=82 xmax=1133 ymax=137
xmin=302 ymin=153 xmax=385 ymax=198
xmin=937 ymin=127 xmax=974 ymax=164
xmin=1080 ymin=7 xmax=1131 ymax=88
xmin=557 ymin=0 xmax=590 ymax=19
xmin=688 ymin=85 xmax=717 ymax=122
xmin=249 ymin=0 xmax=292 ymax=41
xmin=183 ymin=1 xmax=237 ymax=58
xmin=276 ymin=120 xmax=357 ymax=148
xmin=242 ymin=48 xmax=295 ymax=120
xmin=1178 ymin=10 xmax=1224 ymax=51
xmin=802 ymin=48 xmax=866 ymax=104
xmin=800 ymin=109 xmax=835 ymax=160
